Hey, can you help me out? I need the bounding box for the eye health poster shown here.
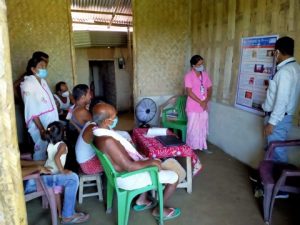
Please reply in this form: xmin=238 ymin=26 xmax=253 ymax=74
xmin=235 ymin=35 xmax=278 ymax=115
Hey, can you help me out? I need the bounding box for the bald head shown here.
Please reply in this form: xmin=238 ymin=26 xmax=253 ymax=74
xmin=92 ymin=103 xmax=116 ymax=127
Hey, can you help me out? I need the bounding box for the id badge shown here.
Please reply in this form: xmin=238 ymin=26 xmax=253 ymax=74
xmin=200 ymin=85 xmax=205 ymax=94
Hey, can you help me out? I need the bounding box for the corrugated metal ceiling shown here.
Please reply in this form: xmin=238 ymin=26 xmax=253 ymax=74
xmin=71 ymin=0 xmax=132 ymax=27
xmin=73 ymin=31 xmax=128 ymax=48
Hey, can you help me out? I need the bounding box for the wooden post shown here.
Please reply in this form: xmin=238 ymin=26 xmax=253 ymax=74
xmin=0 ymin=0 xmax=27 ymax=224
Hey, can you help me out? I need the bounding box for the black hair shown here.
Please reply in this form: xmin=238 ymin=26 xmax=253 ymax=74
xmin=55 ymin=81 xmax=67 ymax=93
xmin=32 ymin=51 xmax=49 ymax=60
xmin=25 ymin=57 xmax=47 ymax=76
xmin=45 ymin=121 xmax=64 ymax=144
xmin=275 ymin=36 xmax=294 ymax=56
xmin=72 ymin=84 xmax=89 ymax=101
xmin=190 ymin=55 xmax=204 ymax=67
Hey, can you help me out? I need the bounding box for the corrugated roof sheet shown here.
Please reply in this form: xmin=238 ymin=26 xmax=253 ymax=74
xmin=71 ymin=0 xmax=132 ymax=27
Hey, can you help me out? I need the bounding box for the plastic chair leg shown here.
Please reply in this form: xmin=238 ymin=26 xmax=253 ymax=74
xmin=157 ymin=187 xmax=164 ymax=225
xmin=263 ymin=185 xmax=272 ymax=223
xmin=78 ymin=176 xmax=84 ymax=204
xmin=47 ymin=189 xmax=58 ymax=225
xmin=124 ymin=197 xmax=132 ymax=225
xmin=181 ymin=129 xmax=186 ymax=142
xmin=268 ymin=187 xmax=280 ymax=225
xmin=106 ymin=183 xmax=114 ymax=214
xmin=117 ymin=194 xmax=127 ymax=225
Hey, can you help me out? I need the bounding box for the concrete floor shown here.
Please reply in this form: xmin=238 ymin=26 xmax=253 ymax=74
xmin=26 ymin=112 xmax=300 ymax=225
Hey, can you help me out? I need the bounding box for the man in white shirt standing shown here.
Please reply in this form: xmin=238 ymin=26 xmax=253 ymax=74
xmin=262 ymin=36 xmax=300 ymax=162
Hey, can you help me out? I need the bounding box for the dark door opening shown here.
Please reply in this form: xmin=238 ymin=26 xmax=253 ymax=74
xmin=89 ymin=60 xmax=116 ymax=107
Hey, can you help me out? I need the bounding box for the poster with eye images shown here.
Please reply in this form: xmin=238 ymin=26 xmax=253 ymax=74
xmin=235 ymin=35 xmax=278 ymax=115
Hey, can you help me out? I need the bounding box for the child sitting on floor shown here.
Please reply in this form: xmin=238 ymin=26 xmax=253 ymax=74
xmin=44 ymin=121 xmax=71 ymax=219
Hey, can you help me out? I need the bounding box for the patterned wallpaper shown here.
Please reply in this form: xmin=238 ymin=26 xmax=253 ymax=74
xmin=6 ymin=0 xmax=75 ymax=90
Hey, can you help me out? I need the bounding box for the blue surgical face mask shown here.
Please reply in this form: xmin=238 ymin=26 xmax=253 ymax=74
xmin=108 ymin=117 xmax=118 ymax=129
xmin=37 ymin=69 xmax=48 ymax=78
xmin=195 ymin=65 xmax=204 ymax=72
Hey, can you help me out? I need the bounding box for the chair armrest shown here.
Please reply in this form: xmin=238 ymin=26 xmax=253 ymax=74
xmin=282 ymin=169 xmax=300 ymax=178
xmin=265 ymin=139 xmax=300 ymax=160
xmin=23 ymin=173 xmax=40 ymax=181
xmin=118 ymin=166 xmax=158 ymax=179
xmin=159 ymin=96 xmax=178 ymax=125
xmin=162 ymin=107 xmax=177 ymax=121
xmin=21 ymin=153 xmax=32 ymax=160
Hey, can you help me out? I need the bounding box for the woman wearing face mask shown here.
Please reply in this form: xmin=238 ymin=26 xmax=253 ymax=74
xmin=184 ymin=55 xmax=212 ymax=153
xmin=54 ymin=81 xmax=74 ymax=120
xmin=20 ymin=57 xmax=59 ymax=160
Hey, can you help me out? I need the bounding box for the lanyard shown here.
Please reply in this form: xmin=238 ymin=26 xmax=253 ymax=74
xmin=199 ymin=73 xmax=205 ymax=94
xmin=270 ymin=60 xmax=296 ymax=80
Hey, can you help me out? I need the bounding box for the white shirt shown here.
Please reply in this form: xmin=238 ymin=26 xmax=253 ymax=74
xmin=44 ymin=141 xmax=67 ymax=174
xmin=54 ymin=94 xmax=71 ymax=110
xmin=262 ymin=57 xmax=300 ymax=125
xmin=75 ymin=122 xmax=96 ymax=163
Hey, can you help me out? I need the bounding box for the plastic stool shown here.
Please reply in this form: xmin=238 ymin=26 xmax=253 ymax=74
xmin=78 ymin=173 xmax=103 ymax=204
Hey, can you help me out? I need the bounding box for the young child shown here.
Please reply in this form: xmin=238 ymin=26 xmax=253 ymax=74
xmin=44 ymin=121 xmax=71 ymax=219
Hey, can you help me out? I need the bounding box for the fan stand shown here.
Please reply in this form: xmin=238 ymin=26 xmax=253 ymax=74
xmin=139 ymin=108 xmax=151 ymax=128
xmin=139 ymin=123 xmax=150 ymax=128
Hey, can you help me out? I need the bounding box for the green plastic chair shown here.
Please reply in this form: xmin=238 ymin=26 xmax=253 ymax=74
xmin=161 ymin=95 xmax=187 ymax=142
xmin=92 ymin=144 xmax=164 ymax=225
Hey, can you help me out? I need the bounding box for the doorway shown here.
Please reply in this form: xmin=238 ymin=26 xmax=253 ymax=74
xmin=89 ymin=60 xmax=116 ymax=107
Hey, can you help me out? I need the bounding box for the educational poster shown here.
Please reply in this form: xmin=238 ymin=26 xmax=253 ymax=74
xmin=235 ymin=35 xmax=278 ymax=115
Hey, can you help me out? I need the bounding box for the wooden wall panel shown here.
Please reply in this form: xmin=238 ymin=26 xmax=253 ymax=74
xmin=133 ymin=0 xmax=191 ymax=98
xmin=6 ymin=0 xmax=75 ymax=90
xmin=133 ymin=0 xmax=300 ymax=113
xmin=191 ymin=0 xmax=300 ymax=106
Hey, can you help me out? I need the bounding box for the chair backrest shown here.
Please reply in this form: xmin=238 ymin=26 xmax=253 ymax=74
xmin=92 ymin=144 xmax=164 ymax=225
xmin=175 ymin=96 xmax=187 ymax=121
xmin=92 ymin=144 xmax=122 ymax=193
xmin=92 ymin=144 xmax=161 ymax=192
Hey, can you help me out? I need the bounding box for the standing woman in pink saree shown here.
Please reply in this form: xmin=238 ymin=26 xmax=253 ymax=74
xmin=184 ymin=55 xmax=212 ymax=153
xmin=21 ymin=57 xmax=59 ymax=160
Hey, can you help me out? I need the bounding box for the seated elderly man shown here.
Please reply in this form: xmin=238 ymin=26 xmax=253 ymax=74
xmin=92 ymin=103 xmax=181 ymax=220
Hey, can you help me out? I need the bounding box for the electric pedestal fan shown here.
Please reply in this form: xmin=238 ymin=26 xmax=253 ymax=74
xmin=135 ymin=98 xmax=157 ymax=128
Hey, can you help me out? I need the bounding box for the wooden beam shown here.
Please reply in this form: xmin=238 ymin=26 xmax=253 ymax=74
xmin=108 ymin=0 xmax=123 ymax=28
xmin=71 ymin=9 xmax=132 ymax=17
xmin=73 ymin=21 xmax=132 ymax=27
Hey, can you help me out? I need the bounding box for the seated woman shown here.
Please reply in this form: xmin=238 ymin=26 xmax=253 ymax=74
xmin=54 ymin=81 xmax=74 ymax=121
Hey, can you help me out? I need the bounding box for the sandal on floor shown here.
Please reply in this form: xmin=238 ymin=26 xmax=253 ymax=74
xmin=153 ymin=208 xmax=181 ymax=221
xmin=193 ymin=163 xmax=203 ymax=176
xmin=133 ymin=201 xmax=157 ymax=212
xmin=61 ymin=212 xmax=90 ymax=224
